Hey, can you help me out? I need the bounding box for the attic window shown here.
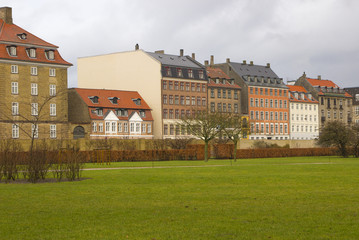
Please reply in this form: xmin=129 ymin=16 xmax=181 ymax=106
xmin=27 ymin=48 xmax=36 ymax=58
xmin=7 ymin=46 xmax=17 ymax=56
xmin=109 ymin=97 xmax=119 ymax=104
xmin=89 ymin=96 xmax=99 ymax=104
xmin=139 ymin=110 xmax=146 ymax=118
xmin=45 ymin=50 xmax=55 ymax=60
xmin=17 ymin=33 xmax=27 ymax=40
xmin=177 ymin=68 xmax=183 ymax=77
xmin=198 ymin=70 xmax=204 ymax=79
xmin=133 ymin=98 xmax=141 ymax=105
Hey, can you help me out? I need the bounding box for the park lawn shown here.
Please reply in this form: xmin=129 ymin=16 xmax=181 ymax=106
xmin=0 ymin=156 xmax=359 ymax=240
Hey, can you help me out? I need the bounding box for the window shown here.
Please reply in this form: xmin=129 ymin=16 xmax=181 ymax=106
xmin=31 ymin=83 xmax=38 ymax=96
xmin=165 ymin=67 xmax=171 ymax=76
xmin=191 ymin=97 xmax=196 ymax=105
xmin=31 ymin=103 xmax=38 ymax=116
xmin=177 ymin=68 xmax=183 ymax=77
xmin=175 ymin=109 xmax=179 ymax=119
xmin=211 ymin=102 xmax=215 ymax=112
xmin=180 ymin=96 xmax=184 ymax=105
xmin=112 ymin=122 xmax=117 ymax=132
xmin=169 ymin=81 xmax=173 ymax=90
xmin=49 ymin=68 xmax=56 ymax=77
xmin=223 ymin=89 xmax=226 ymax=98
xmin=147 ymin=124 xmax=152 ymax=133
xmin=228 ymin=104 xmax=232 ymax=113
xmin=169 ymin=109 xmax=173 ymax=119
xmin=12 ymin=102 xmax=19 ymax=115
xmin=164 ymin=124 xmax=168 ymax=135
xmin=169 ymin=95 xmax=173 ymax=105
xmin=355 ymin=94 xmax=359 ymax=101
xmin=89 ymin=96 xmax=98 ymax=104
xmin=163 ymin=95 xmax=168 ymax=104
xmin=234 ymin=91 xmax=238 ymax=99
xmin=163 ymin=81 xmax=167 ymax=90
xmin=142 ymin=124 xmax=146 ymax=133
xmin=223 ymin=103 xmax=227 ymax=112
xmin=250 ymin=98 xmax=254 ymax=107
xmin=130 ymin=123 xmax=135 ymax=132
xmin=260 ymin=99 xmax=264 ymax=107
xmin=197 ymin=97 xmax=201 ymax=106
xmin=12 ymin=124 xmax=19 ymax=138
xmin=202 ymin=84 xmax=206 ymax=92
xmin=46 ymin=50 xmax=55 ymax=60
xmin=197 ymin=84 xmax=201 ymax=92
xmin=118 ymin=123 xmax=122 ymax=132
xmin=163 ymin=109 xmax=168 ymax=119
xmin=11 ymin=65 xmax=18 ymax=73
xmin=188 ymin=69 xmax=193 ymax=78
xmin=191 ymin=83 xmax=195 ymax=92
xmin=217 ymin=89 xmax=221 ymax=98
xmin=250 ymin=88 xmax=254 ymax=94
xmin=50 ymin=104 xmax=56 ymax=116
xmin=186 ymin=83 xmax=190 ymax=91
xmin=28 ymin=48 xmax=36 ymax=58
xmin=96 ymin=108 xmax=103 ymax=116
xmin=250 ymin=111 xmax=254 ymax=120
xmin=234 ymin=104 xmax=238 ymax=113
xmin=32 ymin=124 xmax=38 ymax=138
xmin=255 ymin=99 xmax=259 ymax=107
xmin=124 ymin=123 xmax=128 ymax=132
xmin=265 ymin=99 xmax=268 ymax=108
xmin=50 ymin=125 xmax=56 ymax=138
xmin=186 ymin=96 xmax=190 ymax=105
xmin=11 ymin=82 xmax=18 ymax=94
xmin=105 ymin=122 xmax=110 ymax=132
xmin=98 ymin=123 xmax=103 ymax=132
xmin=217 ymin=103 xmax=222 ymax=112
xmin=198 ymin=70 xmax=204 ymax=79
xmin=174 ymin=82 xmax=179 ymax=90
xmin=8 ymin=46 xmax=17 ymax=56
xmin=93 ymin=122 xmax=97 ymax=132
xmin=228 ymin=90 xmax=231 ymax=99
xmin=180 ymin=82 xmax=184 ymax=90
xmin=355 ymin=106 xmax=359 ymax=116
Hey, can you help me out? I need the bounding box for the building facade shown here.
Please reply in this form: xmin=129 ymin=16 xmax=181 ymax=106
xmin=68 ymin=88 xmax=153 ymax=139
xmin=288 ymin=85 xmax=319 ymax=140
xmin=77 ymin=48 xmax=207 ymax=138
xmin=344 ymin=87 xmax=359 ymax=125
xmin=0 ymin=7 xmax=72 ymax=140
xmin=215 ymin=60 xmax=290 ymax=140
xmin=295 ymin=74 xmax=352 ymax=129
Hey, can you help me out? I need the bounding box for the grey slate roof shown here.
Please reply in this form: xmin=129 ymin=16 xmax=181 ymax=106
xmin=146 ymin=52 xmax=203 ymax=68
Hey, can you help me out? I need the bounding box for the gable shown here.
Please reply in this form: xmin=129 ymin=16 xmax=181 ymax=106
xmin=104 ymin=110 xmax=119 ymax=121
xmin=129 ymin=112 xmax=143 ymax=122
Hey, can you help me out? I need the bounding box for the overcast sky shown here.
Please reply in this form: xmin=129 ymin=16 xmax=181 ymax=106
xmin=3 ymin=0 xmax=359 ymax=88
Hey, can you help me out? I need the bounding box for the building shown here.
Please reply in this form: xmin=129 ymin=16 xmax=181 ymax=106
xmin=344 ymin=87 xmax=359 ymax=125
xmin=288 ymin=85 xmax=319 ymax=140
xmin=206 ymin=67 xmax=241 ymax=114
xmin=0 ymin=7 xmax=72 ymax=140
xmin=295 ymin=74 xmax=352 ymax=129
xmin=215 ymin=59 xmax=290 ymax=140
xmin=77 ymin=47 xmax=208 ymax=138
xmin=68 ymin=88 xmax=153 ymax=139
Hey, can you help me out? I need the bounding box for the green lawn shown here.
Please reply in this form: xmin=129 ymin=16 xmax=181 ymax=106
xmin=1 ymin=156 xmax=359 ymax=239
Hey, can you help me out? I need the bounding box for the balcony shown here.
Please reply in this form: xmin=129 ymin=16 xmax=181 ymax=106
xmin=321 ymin=116 xmax=326 ymax=122
xmin=339 ymin=105 xmax=343 ymax=110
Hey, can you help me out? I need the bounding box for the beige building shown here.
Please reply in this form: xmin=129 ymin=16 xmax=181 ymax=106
xmin=0 ymin=7 xmax=72 ymax=140
xmin=78 ymin=47 xmax=208 ymax=138
xmin=296 ymin=74 xmax=352 ymax=129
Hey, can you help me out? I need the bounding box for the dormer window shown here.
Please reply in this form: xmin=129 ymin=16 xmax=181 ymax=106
xmin=198 ymin=70 xmax=204 ymax=79
xmin=27 ymin=48 xmax=36 ymax=58
xmin=139 ymin=110 xmax=146 ymax=118
xmin=97 ymin=108 xmax=103 ymax=116
xmin=109 ymin=97 xmax=118 ymax=104
xmin=89 ymin=96 xmax=99 ymax=104
xmin=7 ymin=46 xmax=17 ymax=56
xmin=165 ymin=67 xmax=171 ymax=76
xmin=17 ymin=33 xmax=27 ymax=40
xmin=133 ymin=98 xmax=141 ymax=105
xmin=177 ymin=68 xmax=183 ymax=77
xmin=46 ymin=50 xmax=55 ymax=60
xmin=188 ymin=69 xmax=193 ymax=78
xmin=231 ymin=80 xmax=234 ymax=85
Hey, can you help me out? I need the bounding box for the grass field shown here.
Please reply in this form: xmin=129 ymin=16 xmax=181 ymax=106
xmin=1 ymin=156 xmax=359 ymax=239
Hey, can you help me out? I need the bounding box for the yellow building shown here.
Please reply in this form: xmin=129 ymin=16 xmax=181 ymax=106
xmin=0 ymin=7 xmax=72 ymax=140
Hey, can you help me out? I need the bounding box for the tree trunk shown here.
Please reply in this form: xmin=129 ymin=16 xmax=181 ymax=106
xmin=233 ymin=140 xmax=238 ymax=162
xmin=204 ymin=141 xmax=209 ymax=162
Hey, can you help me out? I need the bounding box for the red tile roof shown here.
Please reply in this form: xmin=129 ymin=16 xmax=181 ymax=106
xmin=208 ymin=79 xmax=241 ymax=89
xmin=306 ymin=78 xmax=338 ymax=88
xmin=74 ymin=88 xmax=153 ymax=121
xmin=206 ymin=67 xmax=231 ymax=79
xmin=0 ymin=19 xmax=72 ymax=66
xmin=287 ymin=85 xmax=307 ymax=93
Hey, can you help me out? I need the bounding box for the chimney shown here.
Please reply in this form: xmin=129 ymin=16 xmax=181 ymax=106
xmin=155 ymin=50 xmax=165 ymax=54
xmin=242 ymin=60 xmax=246 ymax=65
xmin=204 ymin=60 xmax=209 ymax=66
xmin=226 ymin=58 xmax=230 ymax=63
xmin=180 ymin=49 xmax=184 ymax=56
xmin=0 ymin=7 xmax=13 ymax=24
xmin=250 ymin=61 xmax=253 ymax=66
xmin=135 ymin=43 xmax=139 ymax=50
xmin=266 ymin=63 xmax=270 ymax=68
xmin=210 ymin=55 xmax=214 ymax=66
xmin=318 ymin=75 xmax=321 ymax=80
xmin=191 ymin=53 xmax=196 ymax=60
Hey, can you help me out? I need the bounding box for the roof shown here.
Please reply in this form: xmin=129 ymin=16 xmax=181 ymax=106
xmin=0 ymin=19 xmax=72 ymax=66
xmin=74 ymin=88 xmax=152 ymax=110
xmin=306 ymin=78 xmax=352 ymax=98
xmin=287 ymin=85 xmax=307 ymax=93
xmin=146 ymin=52 xmax=203 ymax=68
xmin=229 ymin=62 xmax=278 ymax=79
xmin=206 ymin=67 xmax=231 ymax=79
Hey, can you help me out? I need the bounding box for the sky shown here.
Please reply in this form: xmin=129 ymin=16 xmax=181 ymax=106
xmin=3 ymin=0 xmax=359 ymax=88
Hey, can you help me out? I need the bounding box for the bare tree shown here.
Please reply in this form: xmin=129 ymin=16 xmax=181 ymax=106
xmin=179 ymin=110 xmax=223 ymax=161
xmin=352 ymin=123 xmax=359 ymax=158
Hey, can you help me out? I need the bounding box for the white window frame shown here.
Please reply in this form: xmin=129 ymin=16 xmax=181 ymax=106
xmin=49 ymin=68 xmax=56 ymax=77
xmin=9 ymin=46 xmax=17 ymax=56
xmin=12 ymin=102 xmax=19 ymax=115
xmin=31 ymin=67 xmax=38 ymax=76
xmin=11 ymin=65 xmax=18 ymax=74
xmin=31 ymin=103 xmax=38 ymax=116
xmin=49 ymin=84 xmax=56 ymax=96
xmin=32 ymin=124 xmax=38 ymax=139
xmin=50 ymin=125 xmax=56 ymax=139
xmin=31 ymin=83 xmax=38 ymax=96
xmin=50 ymin=103 xmax=56 ymax=116
xmin=99 ymin=123 xmax=104 ymax=132
xmin=92 ymin=122 xmax=97 ymax=132
xmin=11 ymin=82 xmax=18 ymax=94
xmin=124 ymin=122 xmax=128 ymax=132
xmin=12 ymin=124 xmax=19 ymax=138
xmin=118 ymin=122 xmax=122 ymax=132
xmin=147 ymin=123 xmax=152 ymax=133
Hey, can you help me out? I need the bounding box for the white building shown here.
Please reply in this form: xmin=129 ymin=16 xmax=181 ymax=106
xmin=288 ymin=85 xmax=319 ymax=140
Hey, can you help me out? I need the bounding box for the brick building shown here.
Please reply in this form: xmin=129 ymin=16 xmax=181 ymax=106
xmin=295 ymin=74 xmax=352 ymax=129
xmin=214 ymin=59 xmax=290 ymax=140
xmin=77 ymin=47 xmax=207 ymax=138
xmin=68 ymin=88 xmax=154 ymax=139
xmin=0 ymin=7 xmax=72 ymax=140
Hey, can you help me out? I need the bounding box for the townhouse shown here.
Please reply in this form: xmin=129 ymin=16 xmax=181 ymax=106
xmin=68 ymin=88 xmax=153 ymax=139
xmin=287 ymin=85 xmax=319 ymax=140
xmin=343 ymin=87 xmax=359 ymax=124
xmin=214 ymin=59 xmax=290 ymax=140
xmin=0 ymin=7 xmax=72 ymax=140
xmin=295 ymin=74 xmax=352 ymax=129
xmin=77 ymin=47 xmax=207 ymax=138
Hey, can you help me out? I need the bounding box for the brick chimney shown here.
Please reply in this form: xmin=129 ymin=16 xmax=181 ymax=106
xmin=266 ymin=63 xmax=270 ymax=68
xmin=180 ymin=49 xmax=184 ymax=56
xmin=226 ymin=58 xmax=230 ymax=63
xmin=191 ymin=53 xmax=196 ymax=60
xmin=204 ymin=60 xmax=209 ymax=66
xmin=210 ymin=55 xmax=214 ymax=66
xmin=318 ymin=75 xmax=321 ymax=80
xmin=242 ymin=60 xmax=246 ymax=65
xmin=0 ymin=7 xmax=13 ymax=24
xmin=249 ymin=61 xmax=253 ymax=66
